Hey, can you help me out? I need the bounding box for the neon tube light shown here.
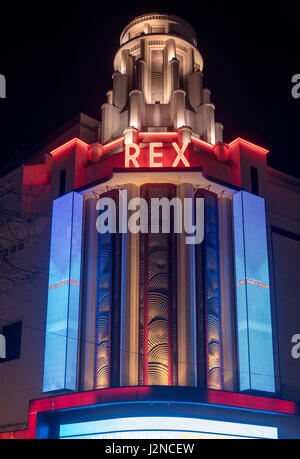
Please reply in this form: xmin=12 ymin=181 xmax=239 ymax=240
xmin=228 ymin=138 xmax=269 ymax=155
xmin=103 ymin=136 xmax=124 ymax=151
xmin=50 ymin=138 xmax=89 ymax=156
xmin=139 ymin=132 xmax=177 ymax=138
xmin=191 ymin=135 xmax=214 ymax=151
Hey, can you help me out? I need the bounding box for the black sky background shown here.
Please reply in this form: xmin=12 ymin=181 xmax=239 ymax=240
xmin=0 ymin=0 xmax=300 ymax=178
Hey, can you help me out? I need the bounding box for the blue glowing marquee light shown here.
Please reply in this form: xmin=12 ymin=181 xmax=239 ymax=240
xmin=232 ymin=190 xmax=275 ymax=393
xmin=59 ymin=416 xmax=278 ymax=439
xmin=43 ymin=192 xmax=83 ymax=392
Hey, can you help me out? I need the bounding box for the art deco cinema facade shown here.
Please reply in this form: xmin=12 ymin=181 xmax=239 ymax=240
xmin=1 ymin=13 xmax=300 ymax=439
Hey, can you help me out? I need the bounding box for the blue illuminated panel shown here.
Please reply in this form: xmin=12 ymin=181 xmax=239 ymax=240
xmin=43 ymin=192 xmax=83 ymax=392
xmin=60 ymin=416 xmax=278 ymax=439
xmin=232 ymin=191 xmax=275 ymax=393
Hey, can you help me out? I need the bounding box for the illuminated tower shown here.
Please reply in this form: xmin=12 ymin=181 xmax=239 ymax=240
xmin=39 ymin=14 xmax=275 ymax=397
xmin=101 ymin=13 xmax=223 ymax=145
xmin=6 ymin=12 xmax=300 ymax=441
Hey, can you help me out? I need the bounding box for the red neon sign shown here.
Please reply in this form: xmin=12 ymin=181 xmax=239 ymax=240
xmin=125 ymin=142 xmax=191 ymax=168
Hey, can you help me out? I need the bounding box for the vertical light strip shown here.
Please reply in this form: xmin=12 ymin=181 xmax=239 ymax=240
xmin=232 ymin=190 xmax=275 ymax=393
xmin=195 ymin=190 xmax=223 ymax=390
xmin=95 ymin=231 xmax=113 ymax=389
xmin=119 ymin=188 xmax=128 ymax=386
xmin=218 ymin=197 xmax=237 ymax=391
xmin=43 ymin=192 xmax=83 ymax=392
xmin=177 ymin=184 xmax=197 ymax=386
xmin=204 ymin=192 xmax=223 ymax=390
xmin=95 ymin=190 xmax=122 ymax=389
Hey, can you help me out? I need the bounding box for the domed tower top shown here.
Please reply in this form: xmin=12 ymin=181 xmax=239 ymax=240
xmin=120 ymin=13 xmax=198 ymax=47
xmin=101 ymin=13 xmax=223 ymax=146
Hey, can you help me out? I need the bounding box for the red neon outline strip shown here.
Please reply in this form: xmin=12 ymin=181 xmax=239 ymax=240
xmin=50 ymin=138 xmax=89 ymax=156
xmin=206 ymin=390 xmax=296 ymax=415
xmin=191 ymin=136 xmax=214 ymax=151
xmin=139 ymin=132 xmax=177 ymax=138
xmin=102 ymin=137 xmax=124 ymax=152
xmin=228 ymin=138 xmax=269 ymax=154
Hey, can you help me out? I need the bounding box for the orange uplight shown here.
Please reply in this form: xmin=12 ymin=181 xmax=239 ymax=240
xmin=237 ymin=278 xmax=269 ymax=289
xmin=49 ymin=279 xmax=79 ymax=290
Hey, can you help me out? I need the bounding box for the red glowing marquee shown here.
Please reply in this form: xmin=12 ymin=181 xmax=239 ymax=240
xmin=46 ymin=133 xmax=269 ymax=177
xmin=125 ymin=141 xmax=190 ymax=168
xmin=0 ymin=386 xmax=297 ymax=439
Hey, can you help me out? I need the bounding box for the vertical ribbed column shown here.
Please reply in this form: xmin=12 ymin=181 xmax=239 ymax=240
xmin=135 ymin=59 xmax=146 ymax=93
xmin=194 ymin=203 xmax=205 ymax=387
xmin=139 ymin=184 xmax=178 ymax=386
xmin=187 ymin=70 xmax=203 ymax=109
xmin=112 ymin=71 xmax=127 ymax=110
xmin=218 ymin=196 xmax=237 ymax=392
xmin=170 ymin=89 xmax=186 ymax=129
xmin=195 ymin=189 xmax=223 ymax=390
xmin=119 ymin=184 xmax=139 ymax=387
xmin=177 ymin=184 xmax=197 ymax=387
xmin=95 ymin=190 xmax=123 ymax=389
xmin=129 ymin=89 xmax=144 ymax=130
xmin=169 ymin=58 xmax=180 ymax=91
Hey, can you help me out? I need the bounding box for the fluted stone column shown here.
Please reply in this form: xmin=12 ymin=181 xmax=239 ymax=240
xmin=169 ymin=58 xmax=180 ymax=92
xmin=129 ymin=89 xmax=144 ymax=130
xmin=135 ymin=59 xmax=146 ymax=93
xmin=188 ymin=70 xmax=203 ymax=109
xmin=170 ymin=89 xmax=186 ymax=130
xmin=113 ymin=71 xmax=127 ymax=110
xmin=215 ymin=122 xmax=224 ymax=143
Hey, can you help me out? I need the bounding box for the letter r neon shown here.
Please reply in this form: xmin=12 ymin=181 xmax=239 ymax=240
xmin=125 ymin=143 xmax=140 ymax=167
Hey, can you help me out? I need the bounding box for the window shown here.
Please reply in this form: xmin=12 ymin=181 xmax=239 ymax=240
xmin=0 ymin=321 xmax=22 ymax=362
xmin=250 ymin=166 xmax=259 ymax=195
xmin=59 ymin=169 xmax=66 ymax=196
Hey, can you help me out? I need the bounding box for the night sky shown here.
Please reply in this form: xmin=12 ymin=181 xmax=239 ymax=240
xmin=0 ymin=1 xmax=299 ymax=178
